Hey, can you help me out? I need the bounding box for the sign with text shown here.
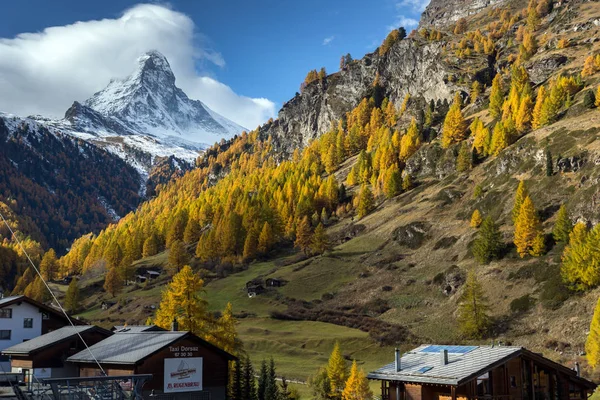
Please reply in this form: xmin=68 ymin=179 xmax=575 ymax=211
xmin=164 ymin=357 xmax=203 ymax=393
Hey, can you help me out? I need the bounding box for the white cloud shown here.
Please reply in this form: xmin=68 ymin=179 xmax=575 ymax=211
xmin=322 ymin=36 xmax=335 ymax=46
xmin=0 ymin=4 xmax=275 ymax=129
xmin=387 ymin=16 xmax=419 ymax=31
xmin=396 ymin=0 xmax=431 ymax=13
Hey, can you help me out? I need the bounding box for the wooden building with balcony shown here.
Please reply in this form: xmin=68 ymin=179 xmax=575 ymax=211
xmin=367 ymin=345 xmax=596 ymax=400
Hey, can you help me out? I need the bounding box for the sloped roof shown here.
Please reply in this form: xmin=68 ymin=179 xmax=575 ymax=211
xmin=0 ymin=295 xmax=83 ymax=324
xmin=111 ymin=325 xmax=165 ymax=333
xmin=368 ymin=345 xmax=522 ymax=385
xmin=368 ymin=345 xmax=595 ymax=389
xmin=2 ymin=326 xmax=111 ymax=355
xmin=67 ymin=331 xmax=236 ymax=365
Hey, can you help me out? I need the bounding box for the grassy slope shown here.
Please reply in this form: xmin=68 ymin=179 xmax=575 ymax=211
xmin=60 ymin=1 xmax=600 ymax=391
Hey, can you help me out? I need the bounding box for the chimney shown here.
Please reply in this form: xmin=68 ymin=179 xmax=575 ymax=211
xmin=395 ymin=348 xmax=401 ymax=372
xmin=441 ymin=349 xmax=449 ymax=365
xmin=171 ymin=318 xmax=178 ymax=332
xmin=575 ymin=362 xmax=580 ymax=377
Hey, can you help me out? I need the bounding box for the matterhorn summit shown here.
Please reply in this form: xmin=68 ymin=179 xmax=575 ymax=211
xmin=71 ymin=50 xmax=245 ymax=148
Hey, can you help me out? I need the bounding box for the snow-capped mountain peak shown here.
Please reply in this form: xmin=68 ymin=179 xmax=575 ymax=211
xmin=79 ymin=50 xmax=245 ymax=147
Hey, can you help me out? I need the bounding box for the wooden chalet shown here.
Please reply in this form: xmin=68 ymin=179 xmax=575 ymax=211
xmin=368 ymin=345 xmax=596 ymax=400
xmin=2 ymin=325 xmax=112 ymax=384
xmin=66 ymin=330 xmax=236 ymax=399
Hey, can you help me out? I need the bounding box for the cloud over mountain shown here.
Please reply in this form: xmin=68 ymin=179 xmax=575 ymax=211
xmin=0 ymin=3 xmax=275 ymax=129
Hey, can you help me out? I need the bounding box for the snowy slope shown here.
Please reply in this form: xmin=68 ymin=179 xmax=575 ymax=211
xmin=82 ymin=50 xmax=246 ymax=146
xmin=0 ymin=50 xmax=246 ymax=178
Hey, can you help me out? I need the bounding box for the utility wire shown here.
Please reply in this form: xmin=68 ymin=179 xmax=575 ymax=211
xmin=0 ymin=211 xmax=106 ymax=376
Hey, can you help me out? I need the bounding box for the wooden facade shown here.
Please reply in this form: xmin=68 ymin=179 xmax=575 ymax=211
xmin=376 ymin=352 xmax=595 ymax=400
xmin=72 ymin=335 xmax=233 ymax=400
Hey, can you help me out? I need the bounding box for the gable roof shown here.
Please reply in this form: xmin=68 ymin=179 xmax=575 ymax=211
xmin=367 ymin=344 xmax=596 ymax=389
xmin=67 ymin=331 xmax=236 ymax=365
xmin=0 ymin=295 xmax=83 ymax=324
xmin=111 ymin=325 xmax=165 ymax=333
xmin=2 ymin=325 xmax=112 ymax=356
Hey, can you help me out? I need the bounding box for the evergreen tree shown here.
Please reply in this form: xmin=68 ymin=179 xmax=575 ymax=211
xmin=586 ymin=296 xmax=600 ymax=368
xmin=295 ymin=216 xmax=313 ymax=255
xmin=456 ymin=142 xmax=472 ymax=172
xmin=64 ymin=278 xmax=80 ymax=313
xmin=457 ymin=270 xmax=491 ymax=339
xmin=442 ymin=93 xmax=466 ymax=148
xmin=357 ymin=185 xmax=375 ymax=219
xmin=309 ymin=367 xmax=332 ymax=400
xmin=103 ymin=267 xmax=122 ymax=297
xmin=513 ymin=180 xmax=528 ymax=223
xmin=584 ymin=89 xmax=596 ymax=109
xmin=341 ymin=361 xmax=372 ymax=400
xmin=155 ymin=265 xmax=209 ymax=336
xmin=545 ymin=148 xmax=553 ymax=176
xmin=40 ymin=249 xmax=58 ymax=281
xmin=402 ymin=174 xmax=413 ymax=191
xmin=514 ymin=196 xmax=541 ymax=257
xmin=398 ymin=27 xmax=407 ymax=40
xmin=472 ymin=217 xmax=503 ymax=264
xmin=257 ymin=360 xmax=268 ymax=400
xmin=242 ymin=356 xmax=257 ymax=400
xmin=552 ymin=204 xmax=572 ymax=243
xmin=470 ymin=209 xmax=483 ymax=228
xmin=311 ymin=223 xmax=332 ymax=255
xmin=489 ymin=73 xmax=504 ymax=119
xmin=167 ymin=240 xmax=189 ymax=275
xmin=327 ymin=342 xmax=348 ymax=399
xmin=265 ymin=358 xmax=279 ymax=400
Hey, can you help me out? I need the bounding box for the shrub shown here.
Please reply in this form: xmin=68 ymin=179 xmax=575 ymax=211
xmin=510 ymin=294 xmax=534 ymax=314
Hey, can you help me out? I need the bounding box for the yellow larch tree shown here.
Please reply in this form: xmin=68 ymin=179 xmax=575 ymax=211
xmin=596 ymin=86 xmax=600 ymax=108
xmin=514 ymin=196 xmax=541 ymax=257
xmin=512 ymin=180 xmax=528 ymax=223
xmin=582 ymin=55 xmax=597 ymax=77
xmin=490 ymin=121 xmax=508 ymax=156
xmin=470 ymin=209 xmax=483 ymax=228
xmin=399 ymin=118 xmax=421 ymax=161
xmin=515 ymin=94 xmax=533 ymax=133
xmin=341 ymin=361 xmax=372 ymax=400
xmin=442 ymin=93 xmax=466 ymax=148
xmin=489 ymin=73 xmax=504 ymax=119
xmin=155 ymin=265 xmax=209 ymax=336
xmin=585 ymin=297 xmax=600 ymax=368
xmin=328 ymin=342 xmax=349 ymax=398
xmin=532 ymin=85 xmax=547 ymax=129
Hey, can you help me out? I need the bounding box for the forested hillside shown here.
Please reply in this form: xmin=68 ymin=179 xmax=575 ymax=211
xmin=16 ymin=0 xmax=600 ymax=384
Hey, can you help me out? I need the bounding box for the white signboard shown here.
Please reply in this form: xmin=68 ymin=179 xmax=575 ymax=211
xmin=164 ymin=357 xmax=203 ymax=393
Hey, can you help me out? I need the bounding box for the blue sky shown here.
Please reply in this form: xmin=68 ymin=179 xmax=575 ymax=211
xmin=0 ymin=0 xmax=427 ymax=127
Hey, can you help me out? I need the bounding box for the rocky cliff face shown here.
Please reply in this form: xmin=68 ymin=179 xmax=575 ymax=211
xmin=419 ymin=0 xmax=508 ymax=28
xmin=259 ymin=39 xmax=457 ymax=156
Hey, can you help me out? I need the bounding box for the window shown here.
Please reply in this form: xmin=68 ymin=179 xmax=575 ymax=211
xmin=0 ymin=330 xmax=11 ymax=340
xmin=0 ymin=309 xmax=12 ymax=318
xmin=23 ymin=318 xmax=33 ymax=328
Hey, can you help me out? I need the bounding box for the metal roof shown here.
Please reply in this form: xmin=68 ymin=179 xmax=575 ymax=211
xmin=111 ymin=325 xmax=165 ymax=333
xmin=67 ymin=331 xmax=188 ymax=365
xmin=0 ymin=295 xmax=25 ymax=307
xmin=367 ymin=345 xmax=521 ymax=386
xmin=2 ymin=326 xmax=107 ymax=355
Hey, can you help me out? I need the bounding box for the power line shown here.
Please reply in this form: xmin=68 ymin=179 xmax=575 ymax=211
xmin=0 ymin=211 xmax=106 ymax=376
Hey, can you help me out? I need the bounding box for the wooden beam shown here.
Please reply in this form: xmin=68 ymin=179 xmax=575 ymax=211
xmin=451 ymin=385 xmax=456 ymax=400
